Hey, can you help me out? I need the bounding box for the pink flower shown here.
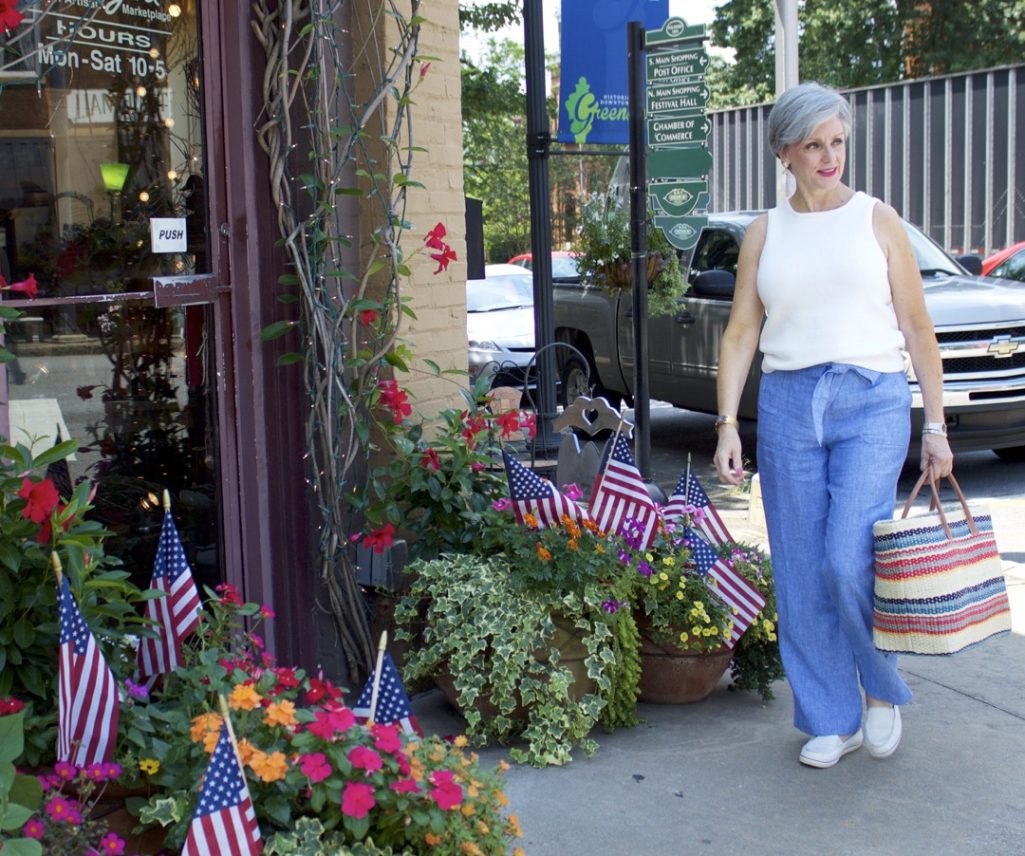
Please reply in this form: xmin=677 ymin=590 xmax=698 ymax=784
xmin=54 ymin=761 xmax=78 ymax=781
xmin=215 ymin=583 xmax=243 ymax=607
xmin=298 ymin=752 xmax=332 ymax=783
xmin=22 ymin=818 xmax=45 ymax=839
xmin=7 ymin=273 xmax=38 ymax=298
xmin=362 ymin=523 xmax=395 ymax=555
xmin=341 ymin=781 xmax=376 ymax=819
xmin=419 ymin=61 xmax=431 ymax=78
xmin=306 ymin=705 xmax=356 ymax=740
xmin=561 ymin=483 xmax=583 ymax=501
xmin=260 ymin=604 xmax=275 ymax=619
xmin=470 ymin=462 xmax=485 ymax=472
xmin=18 ymin=478 xmax=59 ymax=524
xmin=0 ymin=696 xmax=25 ymax=715
xmin=420 ymin=448 xmax=441 ymax=471
xmin=390 ymin=778 xmax=421 ymax=794
xmin=491 ymin=498 xmax=512 ymax=512
xmin=45 ymin=795 xmax=81 ymax=824
xmin=520 ymin=411 xmax=537 ymax=439
xmin=0 ymin=1 xmax=25 ymax=32
xmin=347 ymin=745 xmax=383 ymax=774
xmin=428 ymin=769 xmax=463 ymax=810
xmin=84 ymin=763 xmax=107 ymax=781
xmin=125 ymin=678 xmax=149 ymax=701
xmin=98 ymin=832 xmax=126 ymax=854
xmin=371 ymin=722 xmax=402 ymax=754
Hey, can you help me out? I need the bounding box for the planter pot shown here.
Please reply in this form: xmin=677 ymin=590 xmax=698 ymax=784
xmin=91 ymin=799 xmax=168 ymax=854
xmin=637 ymin=632 xmax=733 ymax=704
xmin=435 ymin=616 xmax=596 ymax=720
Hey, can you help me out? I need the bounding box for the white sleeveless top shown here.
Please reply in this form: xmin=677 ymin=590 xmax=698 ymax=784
xmin=756 ymin=191 xmax=905 ymax=373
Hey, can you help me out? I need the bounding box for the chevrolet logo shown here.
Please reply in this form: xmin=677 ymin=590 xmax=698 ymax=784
xmin=987 ymin=336 xmax=1022 ymax=358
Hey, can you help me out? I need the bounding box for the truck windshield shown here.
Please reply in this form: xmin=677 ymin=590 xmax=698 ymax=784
xmin=902 ymin=222 xmax=962 ymax=278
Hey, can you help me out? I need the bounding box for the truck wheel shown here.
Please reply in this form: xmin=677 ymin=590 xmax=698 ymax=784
xmin=559 ymin=352 xmax=622 ymax=409
xmin=993 ymin=445 xmax=1025 ymax=462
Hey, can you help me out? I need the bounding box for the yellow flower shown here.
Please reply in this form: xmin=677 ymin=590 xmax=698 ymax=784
xmin=692 ymin=625 xmax=702 ymax=636
xmin=768 ymin=632 xmax=777 ymax=642
xmin=461 ymin=843 xmax=483 ymax=855
xmin=228 ymin=683 xmax=263 ymax=711
xmin=693 ymin=601 xmax=703 ymax=610
xmin=264 ymin=699 xmax=297 ymax=728
xmin=762 ymin=619 xmax=775 ymax=632
xmin=498 ymin=759 xmax=510 ymax=772
xmin=659 ymin=571 xmax=669 ymax=581
xmin=514 ymin=850 xmax=527 ymax=856
xmin=461 ymin=803 xmax=476 ymax=817
xmin=508 ymin=815 xmax=524 ymax=838
xmin=250 ymin=750 xmax=288 ymax=783
xmin=662 ymin=556 xmax=675 ymax=567
xmin=645 ymin=552 xmax=654 ymax=562
xmin=678 ymin=632 xmax=689 ymax=644
xmin=467 ymin=785 xmax=480 ymax=798
xmin=675 ymin=591 xmax=684 ymax=601
xmin=454 ymin=735 xmax=468 ymax=748
xmin=595 ymin=543 xmax=605 ymax=554
xmin=138 ymin=758 xmax=160 ymax=775
xmin=567 ymin=538 xmax=578 ymax=551
xmin=476 ymin=821 xmax=490 ymax=836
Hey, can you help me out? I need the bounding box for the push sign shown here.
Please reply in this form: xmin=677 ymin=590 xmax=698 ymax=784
xmin=150 ymin=218 xmax=187 ymax=253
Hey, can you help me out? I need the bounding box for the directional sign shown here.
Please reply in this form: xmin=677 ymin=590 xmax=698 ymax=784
xmin=647 ymin=115 xmax=711 ymax=147
xmin=646 ymin=50 xmax=709 ymax=86
xmin=648 ymin=146 xmax=713 ymax=180
xmin=645 ymin=16 xmax=707 ymax=47
xmin=650 ymin=182 xmax=709 ymax=217
xmin=654 ymin=215 xmax=707 ymax=251
xmin=648 ymin=81 xmax=710 ymax=115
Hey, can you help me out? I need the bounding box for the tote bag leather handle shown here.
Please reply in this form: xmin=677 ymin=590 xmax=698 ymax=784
xmin=900 ymin=471 xmax=979 ymax=540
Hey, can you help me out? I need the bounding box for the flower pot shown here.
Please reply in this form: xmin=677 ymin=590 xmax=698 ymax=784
xmin=637 ymin=632 xmax=733 ymax=704
xmin=91 ymin=799 xmax=168 ymax=854
xmin=435 ymin=616 xmax=596 ymax=720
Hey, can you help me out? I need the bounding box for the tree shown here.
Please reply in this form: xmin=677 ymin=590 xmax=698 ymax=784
xmin=709 ymin=0 xmax=1025 ymax=106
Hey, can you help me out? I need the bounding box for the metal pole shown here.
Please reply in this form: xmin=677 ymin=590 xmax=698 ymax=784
xmin=523 ymin=0 xmax=559 ymax=453
xmin=627 ymin=21 xmax=652 ymax=481
xmin=774 ymin=0 xmax=799 ymax=203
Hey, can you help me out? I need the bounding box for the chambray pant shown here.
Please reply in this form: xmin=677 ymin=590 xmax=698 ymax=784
xmin=758 ymin=363 xmax=913 ymax=737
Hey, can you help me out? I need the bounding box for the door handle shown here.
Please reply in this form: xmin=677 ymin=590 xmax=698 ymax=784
xmin=674 ymin=311 xmax=695 ymax=326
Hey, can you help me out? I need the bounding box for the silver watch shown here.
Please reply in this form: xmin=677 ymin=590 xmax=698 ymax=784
xmin=921 ymin=421 xmax=947 ymax=435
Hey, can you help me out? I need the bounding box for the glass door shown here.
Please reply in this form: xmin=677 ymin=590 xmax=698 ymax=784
xmin=0 ymin=1 xmax=223 ymax=590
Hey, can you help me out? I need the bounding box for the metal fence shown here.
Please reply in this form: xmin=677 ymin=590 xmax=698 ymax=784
xmin=708 ymin=64 xmax=1025 ymax=256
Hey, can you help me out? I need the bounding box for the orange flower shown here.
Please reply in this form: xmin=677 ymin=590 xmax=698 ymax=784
xmin=264 ymin=699 xmax=297 ymax=728
xmin=467 ymin=785 xmax=479 ymax=798
xmin=453 ymin=735 xmax=468 ymax=748
xmin=496 ymin=790 xmax=509 ymax=807
xmin=567 ymin=538 xmax=578 ymax=551
xmin=513 ymin=849 xmax=526 ymax=856
xmin=237 ymin=738 xmax=257 ymax=766
xmin=190 ymin=712 xmax=223 ymax=753
xmin=250 ymin=750 xmax=288 ymax=782
xmin=564 ymin=519 xmax=580 ymax=539
xmin=523 ymin=512 xmax=539 ymax=529
xmin=424 ymin=832 xmax=442 ymax=846
xmin=508 ymin=814 xmax=523 ymax=837
xmin=535 ymin=543 xmax=552 ymax=561
xmin=460 ymin=843 xmax=482 ymax=855
xmin=476 ymin=821 xmax=490 ymax=836
xmin=498 ymin=760 xmax=510 ymax=772
xmin=582 ymin=518 xmax=599 ymax=534
xmin=229 ymin=683 xmax=263 ymax=711
xmin=461 ymin=803 xmax=475 ymax=816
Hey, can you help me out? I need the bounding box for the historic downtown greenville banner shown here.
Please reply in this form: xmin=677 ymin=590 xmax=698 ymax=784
xmin=557 ymin=0 xmax=669 ymax=145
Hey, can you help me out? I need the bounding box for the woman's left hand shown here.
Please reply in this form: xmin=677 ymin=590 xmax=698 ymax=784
xmin=921 ymin=433 xmax=954 ymax=480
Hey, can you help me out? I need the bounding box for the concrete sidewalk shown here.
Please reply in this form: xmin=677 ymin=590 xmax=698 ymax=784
xmin=412 ymin=464 xmax=1025 ymax=855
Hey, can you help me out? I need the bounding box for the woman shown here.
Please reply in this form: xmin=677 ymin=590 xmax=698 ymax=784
xmin=713 ymin=82 xmax=953 ymax=769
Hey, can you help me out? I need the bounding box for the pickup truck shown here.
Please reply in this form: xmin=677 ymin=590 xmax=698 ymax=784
xmin=552 ymin=211 xmax=1025 ymax=460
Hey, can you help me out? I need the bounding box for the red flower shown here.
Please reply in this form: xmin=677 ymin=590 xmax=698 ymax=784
xmin=428 ymin=769 xmax=463 ymax=810
xmin=359 ymin=309 xmax=378 ymax=326
xmin=215 ymin=583 xmax=243 ymax=607
xmin=0 ymin=1 xmax=24 ymax=32
xmin=298 ymin=752 xmax=332 ymax=783
xmin=424 ymin=223 xmax=457 ymax=274
xmin=306 ymin=704 xmax=355 ymax=739
xmin=430 ymin=244 xmax=457 ymax=274
xmin=377 ymin=379 xmax=412 ymax=424
xmin=461 ymin=414 xmax=488 ymax=445
xmin=419 ymin=448 xmax=441 ymax=471
xmin=305 ymin=675 xmax=343 ymax=705
xmin=371 ymin=722 xmax=402 ymax=754
xmin=419 ymin=61 xmax=431 ymax=79
xmin=520 ymin=410 xmax=537 ymax=439
xmin=362 ymin=523 xmax=395 ymax=555
xmin=347 ymin=745 xmax=383 ymax=774
xmin=425 ymin=222 xmax=447 ymax=250
xmin=18 ymin=478 xmax=59 ymax=524
xmin=495 ymin=409 xmax=522 ymax=439
xmin=0 ymin=696 xmax=25 ymax=715
xmin=7 ymin=273 xmax=37 ymax=299
xmin=260 ymin=604 xmax=276 ymax=619
xmin=390 ymin=777 xmax=421 ymax=794
xmin=341 ymin=781 xmax=376 ymax=818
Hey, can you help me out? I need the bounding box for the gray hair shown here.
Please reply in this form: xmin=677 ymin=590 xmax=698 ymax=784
xmin=767 ymin=82 xmax=853 ymax=158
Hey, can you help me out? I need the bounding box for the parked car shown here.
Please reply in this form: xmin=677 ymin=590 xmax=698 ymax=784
xmin=551 ymin=212 xmax=1025 ymax=461
xmin=982 ymin=240 xmax=1025 ymax=282
xmin=467 ymin=264 xmax=536 ymax=389
xmin=508 ymin=251 xmax=581 ymax=281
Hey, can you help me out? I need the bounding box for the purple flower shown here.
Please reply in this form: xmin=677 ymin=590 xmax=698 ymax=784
xmin=125 ymin=679 xmax=149 ymax=701
xmin=561 ymin=482 xmax=582 ymax=501
xmin=637 ymin=560 xmax=654 ymax=578
xmin=491 ymin=498 xmax=512 ymax=512
xmin=617 ymin=548 xmax=631 ymax=565
xmin=602 ymin=598 xmax=626 ymax=614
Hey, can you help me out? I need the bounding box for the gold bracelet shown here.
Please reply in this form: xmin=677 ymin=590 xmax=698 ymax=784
xmin=713 ymin=415 xmax=737 ymax=432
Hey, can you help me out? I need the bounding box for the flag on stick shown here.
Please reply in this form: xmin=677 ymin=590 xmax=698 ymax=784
xmin=589 ymin=434 xmax=658 ymax=548
xmin=502 ymin=447 xmax=591 ymax=528
xmin=664 ymin=470 xmax=735 ymax=546
xmin=353 ymin=651 xmax=423 ymax=737
xmin=137 ymin=492 xmax=202 ymax=681
xmin=684 ymin=530 xmax=766 ymax=648
xmin=181 ymin=722 xmax=263 ymax=856
xmin=57 ymin=569 xmax=119 ymax=765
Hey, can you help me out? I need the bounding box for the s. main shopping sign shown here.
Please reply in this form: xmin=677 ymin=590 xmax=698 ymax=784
xmin=645 ymin=17 xmax=711 ymax=251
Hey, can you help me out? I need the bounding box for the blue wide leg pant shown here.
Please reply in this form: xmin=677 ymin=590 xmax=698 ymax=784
xmin=757 ymin=363 xmax=913 ymax=737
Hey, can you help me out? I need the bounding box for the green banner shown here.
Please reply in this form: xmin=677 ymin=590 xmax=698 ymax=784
xmin=647 ymin=146 xmax=713 ymax=180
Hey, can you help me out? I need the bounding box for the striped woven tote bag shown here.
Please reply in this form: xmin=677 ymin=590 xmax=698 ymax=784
xmin=873 ymin=472 xmax=1011 ymax=655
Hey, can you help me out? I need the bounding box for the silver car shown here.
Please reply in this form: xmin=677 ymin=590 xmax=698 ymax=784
xmin=467 ymin=264 xmax=536 ymax=390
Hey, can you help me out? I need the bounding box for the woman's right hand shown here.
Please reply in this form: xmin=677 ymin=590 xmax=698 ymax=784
xmin=713 ymin=425 xmax=745 ymax=485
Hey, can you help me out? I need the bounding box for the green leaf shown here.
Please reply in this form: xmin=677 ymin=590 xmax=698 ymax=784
xmin=0 ymin=710 xmax=24 ymax=761
xmin=0 ymin=838 xmax=43 ymax=856
xmin=0 ymin=802 xmax=33 ymax=831
xmin=277 ymin=352 xmax=305 ymax=366
xmin=9 ymin=773 xmax=43 ymax=810
xmin=260 ymin=320 xmax=296 ymax=341
xmin=334 ymin=186 xmax=365 ymax=196
xmin=30 ymin=440 xmax=77 ymax=469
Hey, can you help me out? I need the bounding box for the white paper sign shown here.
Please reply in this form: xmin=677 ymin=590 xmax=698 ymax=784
xmin=150 ymin=218 xmax=187 ymax=253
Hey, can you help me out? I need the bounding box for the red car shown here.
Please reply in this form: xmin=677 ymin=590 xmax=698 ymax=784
xmin=981 ymin=240 xmax=1025 ymax=282
xmin=507 ymin=251 xmax=581 ymax=281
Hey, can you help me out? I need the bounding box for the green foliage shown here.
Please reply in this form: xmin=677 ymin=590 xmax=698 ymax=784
xmin=720 ymin=543 xmax=784 ymax=701
xmin=572 ymin=193 xmax=687 ymax=319
xmin=458 ymin=1 xmax=520 ymax=32
xmin=600 ymin=610 xmax=641 ymax=730
xmin=0 ymin=704 xmax=43 ymax=855
xmin=395 ymin=552 xmax=624 ymax=766
xmin=0 ymin=442 xmax=149 ymax=766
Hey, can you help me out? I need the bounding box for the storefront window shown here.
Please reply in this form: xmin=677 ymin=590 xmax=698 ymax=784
xmin=0 ymin=1 xmax=219 ymax=589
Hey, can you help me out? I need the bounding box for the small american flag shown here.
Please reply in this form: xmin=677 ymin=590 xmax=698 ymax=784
xmin=589 ymin=434 xmax=658 ymax=548
xmin=502 ymin=448 xmax=591 ymax=528
xmin=58 ymin=577 xmax=119 ymax=765
xmin=137 ymin=509 xmax=202 ymax=680
xmin=684 ymin=529 xmax=766 ymax=648
xmin=182 ymin=723 xmax=262 ymax=856
xmin=663 ymin=470 xmax=735 ymax=546
xmin=353 ymin=651 xmax=423 ymax=737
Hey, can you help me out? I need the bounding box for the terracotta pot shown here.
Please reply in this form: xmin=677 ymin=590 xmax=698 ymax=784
xmin=436 ymin=616 xmax=596 ymax=720
xmin=91 ymin=800 xmax=168 ymax=854
xmin=637 ymin=632 xmax=733 ymax=704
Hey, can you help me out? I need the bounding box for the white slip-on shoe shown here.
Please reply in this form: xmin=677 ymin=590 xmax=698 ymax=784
xmin=799 ymin=730 xmax=864 ymax=768
xmin=864 ymin=705 xmax=902 ymax=758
